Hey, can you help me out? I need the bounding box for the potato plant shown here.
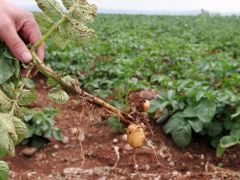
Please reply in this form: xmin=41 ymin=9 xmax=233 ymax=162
xmin=22 ymin=107 xmax=62 ymax=148
xmin=148 ymin=55 xmax=240 ymax=157
xmin=0 ymin=0 xmax=140 ymax=178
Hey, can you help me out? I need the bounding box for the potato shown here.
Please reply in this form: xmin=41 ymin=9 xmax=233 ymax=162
xmin=143 ymin=100 xmax=150 ymax=112
xmin=127 ymin=124 xmax=145 ymax=149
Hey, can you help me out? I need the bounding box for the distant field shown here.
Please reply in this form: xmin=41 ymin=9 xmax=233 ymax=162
xmin=46 ymin=13 xmax=240 ymax=97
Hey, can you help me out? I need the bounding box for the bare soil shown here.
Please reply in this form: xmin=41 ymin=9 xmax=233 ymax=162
xmin=5 ymin=77 xmax=240 ymax=180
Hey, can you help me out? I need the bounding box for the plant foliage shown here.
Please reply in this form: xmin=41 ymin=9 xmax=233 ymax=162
xmin=35 ymin=0 xmax=97 ymax=48
xmin=0 ymin=161 xmax=9 ymax=180
xmin=22 ymin=107 xmax=62 ymax=148
xmin=0 ymin=0 xmax=97 ymax=177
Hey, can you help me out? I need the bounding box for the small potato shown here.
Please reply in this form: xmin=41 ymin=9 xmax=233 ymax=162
xmin=143 ymin=100 xmax=151 ymax=112
xmin=127 ymin=124 xmax=145 ymax=149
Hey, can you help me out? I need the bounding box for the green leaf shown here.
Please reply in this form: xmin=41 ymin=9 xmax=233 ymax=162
xmin=0 ymin=90 xmax=12 ymax=112
xmin=1 ymin=83 xmax=16 ymax=99
xmin=205 ymin=122 xmax=223 ymax=137
xmin=62 ymin=0 xmax=97 ymax=23
xmin=0 ymin=161 xmax=9 ymax=180
xmin=0 ymin=113 xmax=28 ymax=156
xmin=220 ymin=135 xmax=239 ymax=148
xmin=230 ymin=128 xmax=240 ymax=137
xmin=35 ymin=0 xmax=63 ymax=20
xmin=47 ymin=78 xmax=58 ymax=87
xmin=195 ymin=99 xmax=216 ymax=123
xmin=22 ymin=107 xmax=61 ymax=145
xmin=0 ymin=113 xmax=16 ymax=137
xmin=35 ymin=0 xmax=96 ymax=48
xmin=171 ymin=123 xmax=192 ymax=148
xmin=196 ymin=91 xmax=205 ymax=102
xmin=216 ymin=144 xmax=226 ymax=158
xmin=14 ymin=107 xmax=28 ymax=119
xmin=0 ymin=149 xmax=6 ymax=158
xmin=231 ymin=106 xmax=240 ymax=119
xmin=0 ymin=128 xmax=15 ymax=156
xmin=14 ymin=117 xmax=28 ymax=144
xmin=210 ymin=137 xmax=220 ymax=148
xmin=107 ymin=117 xmax=124 ymax=134
xmin=22 ymin=78 xmax=35 ymax=89
xmin=62 ymin=75 xmax=76 ymax=86
xmin=148 ymin=99 xmax=167 ymax=117
xmin=48 ymin=86 xmax=69 ymax=104
xmin=183 ymin=106 xmax=196 ymax=118
xmin=155 ymin=111 xmax=169 ymax=124
xmin=18 ymin=89 xmax=37 ymax=106
xmin=0 ymin=48 xmax=14 ymax=84
xmin=164 ymin=113 xmax=185 ymax=134
xmin=188 ymin=119 xmax=203 ymax=133
xmin=0 ymin=113 xmax=27 ymax=155
xmin=167 ymin=90 xmax=176 ymax=101
xmin=52 ymin=129 xmax=63 ymax=141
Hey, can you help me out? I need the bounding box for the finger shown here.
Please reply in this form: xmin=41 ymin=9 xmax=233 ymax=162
xmin=0 ymin=26 xmax=32 ymax=63
xmin=20 ymin=19 xmax=45 ymax=61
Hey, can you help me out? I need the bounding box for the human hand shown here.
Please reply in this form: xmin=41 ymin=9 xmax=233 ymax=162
xmin=0 ymin=0 xmax=44 ymax=63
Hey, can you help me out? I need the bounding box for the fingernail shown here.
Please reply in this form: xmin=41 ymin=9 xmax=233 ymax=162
xmin=21 ymin=52 xmax=32 ymax=63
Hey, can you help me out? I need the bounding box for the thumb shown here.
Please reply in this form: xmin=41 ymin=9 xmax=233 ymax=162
xmin=0 ymin=27 xmax=32 ymax=63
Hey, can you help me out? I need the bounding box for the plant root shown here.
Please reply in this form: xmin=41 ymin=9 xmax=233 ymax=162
xmin=133 ymin=150 xmax=143 ymax=180
xmin=105 ymin=145 xmax=120 ymax=174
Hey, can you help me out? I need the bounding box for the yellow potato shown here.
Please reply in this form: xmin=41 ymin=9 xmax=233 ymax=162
xmin=143 ymin=100 xmax=151 ymax=112
xmin=127 ymin=124 xmax=145 ymax=149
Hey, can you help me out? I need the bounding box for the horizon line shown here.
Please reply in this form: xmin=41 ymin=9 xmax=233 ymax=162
xmin=23 ymin=5 xmax=240 ymax=16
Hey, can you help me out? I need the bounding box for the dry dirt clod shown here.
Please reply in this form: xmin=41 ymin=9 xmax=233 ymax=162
xmin=53 ymin=144 xmax=59 ymax=149
xmin=77 ymin=128 xmax=86 ymax=142
xmin=70 ymin=128 xmax=78 ymax=135
xmin=52 ymin=153 xmax=57 ymax=157
xmin=62 ymin=136 xmax=70 ymax=144
xmin=35 ymin=153 xmax=47 ymax=161
xmin=124 ymin=144 xmax=134 ymax=151
xmin=86 ymin=133 xmax=93 ymax=138
xmin=27 ymin=171 xmax=37 ymax=177
xmin=169 ymin=161 xmax=175 ymax=167
xmin=20 ymin=147 xmax=37 ymax=156
xmin=172 ymin=171 xmax=179 ymax=177
xmin=9 ymin=171 xmax=16 ymax=179
xmin=139 ymin=90 xmax=155 ymax=100
xmin=185 ymin=171 xmax=191 ymax=176
xmin=145 ymin=164 xmax=150 ymax=171
xmin=112 ymin=138 xmax=118 ymax=144
xmin=122 ymin=134 xmax=128 ymax=142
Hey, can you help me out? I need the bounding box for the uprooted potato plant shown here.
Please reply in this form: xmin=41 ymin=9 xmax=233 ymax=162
xmin=0 ymin=0 xmax=147 ymax=178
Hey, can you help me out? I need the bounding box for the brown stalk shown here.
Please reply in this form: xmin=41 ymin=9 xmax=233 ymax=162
xmin=30 ymin=49 xmax=134 ymax=125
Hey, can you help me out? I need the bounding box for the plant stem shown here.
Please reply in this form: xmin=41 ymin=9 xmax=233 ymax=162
xmin=32 ymin=14 xmax=68 ymax=50
xmin=31 ymin=50 xmax=133 ymax=124
xmin=10 ymin=66 xmax=34 ymax=115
